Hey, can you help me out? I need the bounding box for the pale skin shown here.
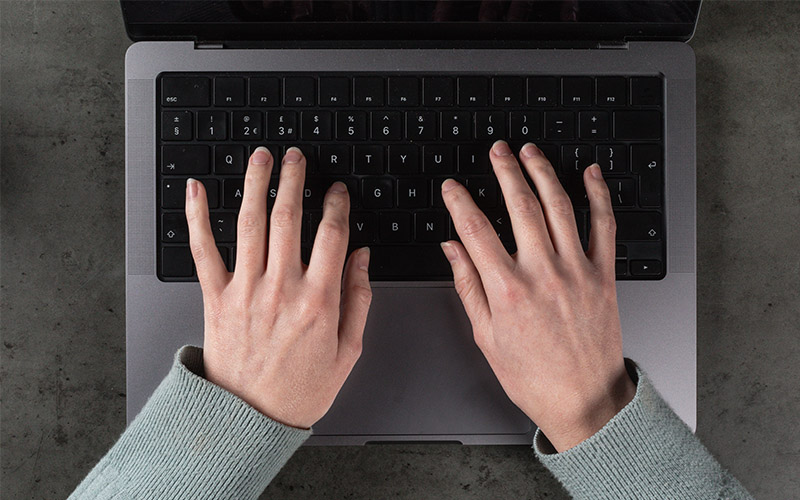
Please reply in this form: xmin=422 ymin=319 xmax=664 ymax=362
xmin=185 ymin=141 xmax=635 ymax=451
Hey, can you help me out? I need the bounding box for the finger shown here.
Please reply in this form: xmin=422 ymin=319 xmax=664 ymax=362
xmin=489 ymin=140 xmax=554 ymax=261
xmin=308 ymin=182 xmax=350 ymax=283
xmin=440 ymin=240 xmax=492 ymax=336
xmin=185 ymin=178 xmax=229 ymax=296
xmin=584 ymin=164 xmax=617 ymax=275
xmin=518 ymin=143 xmax=583 ymax=258
xmin=266 ymin=147 xmax=305 ymax=279
xmin=337 ymin=247 xmax=372 ymax=363
xmin=234 ymin=147 xmax=273 ymax=279
xmin=442 ymin=178 xmax=515 ymax=282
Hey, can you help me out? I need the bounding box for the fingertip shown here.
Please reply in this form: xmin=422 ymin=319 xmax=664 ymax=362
xmin=587 ymin=163 xmax=603 ymax=180
xmin=251 ymin=146 xmax=271 ymax=165
xmin=186 ymin=178 xmax=199 ymax=200
xmin=441 ymin=178 xmax=460 ymax=193
xmin=357 ymin=246 xmax=370 ymax=273
xmin=440 ymin=241 xmax=458 ymax=263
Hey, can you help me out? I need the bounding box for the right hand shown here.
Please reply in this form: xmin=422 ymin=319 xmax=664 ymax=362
xmin=440 ymin=140 xmax=636 ymax=452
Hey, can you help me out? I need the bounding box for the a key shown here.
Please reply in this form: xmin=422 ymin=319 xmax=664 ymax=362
xmin=544 ymin=112 xmax=575 ymax=140
xmin=441 ymin=112 xmax=471 ymax=141
xmin=596 ymin=145 xmax=628 ymax=173
xmin=631 ymin=144 xmax=662 ymax=207
xmin=161 ymin=111 xmax=192 ymax=141
xmin=216 ymin=246 xmax=230 ymax=271
xmin=397 ymin=178 xmax=429 ymax=208
xmin=466 ymin=177 xmax=498 ymax=209
xmin=423 ymin=145 xmax=454 ymax=174
xmin=336 ymin=111 xmax=367 ymax=140
xmin=214 ymin=77 xmax=245 ymax=106
xmin=362 ymin=178 xmax=393 ymax=208
xmin=301 ymin=111 xmax=332 ymax=140
xmin=368 ymin=245 xmax=451 ymax=279
xmin=414 ymin=212 xmax=447 ymax=243
xmin=162 ymin=179 xmax=218 ymax=209
xmin=562 ymin=77 xmax=592 ymax=106
xmin=223 ymin=178 xmax=245 ymax=209
xmin=354 ymin=77 xmax=384 ymax=106
xmin=353 ymin=145 xmax=384 ymax=174
xmin=458 ymin=77 xmax=488 ymax=106
xmin=423 ymin=77 xmax=454 ymax=106
xmin=492 ymin=77 xmax=524 ymax=106
xmin=162 ymin=145 xmax=209 ymax=175
xmin=596 ymin=77 xmax=627 ymax=106
xmin=486 ymin=210 xmax=515 ymax=243
xmin=284 ymin=77 xmax=316 ymax=106
xmin=371 ymin=111 xmax=402 ymax=141
xmin=388 ymin=77 xmax=419 ymax=106
xmin=379 ymin=212 xmax=412 ymax=242
xmin=631 ymin=77 xmax=662 ymax=106
xmin=561 ymin=145 xmax=593 ymax=174
xmin=267 ymin=111 xmax=297 ymax=140
xmin=527 ymin=77 xmax=559 ymax=106
xmin=302 ymin=180 xmax=326 ymax=210
xmin=161 ymin=246 xmax=193 ymax=277
xmin=231 ymin=111 xmax=262 ymax=140
xmin=510 ymin=111 xmax=541 ymax=141
xmin=388 ymin=145 xmax=419 ymax=174
xmin=249 ymin=77 xmax=280 ymax=106
xmin=458 ymin=145 xmax=489 ymax=174
xmin=614 ymin=111 xmax=662 ymax=140
xmin=475 ymin=111 xmax=506 ymax=140
xmin=607 ymin=179 xmax=635 ymax=207
xmin=630 ymin=260 xmax=663 ymax=276
xmin=349 ymin=212 xmax=377 ymax=244
xmin=579 ymin=111 xmax=609 ymax=140
xmin=319 ymin=77 xmax=350 ymax=106
xmin=613 ymin=212 xmax=662 ymax=241
xmin=196 ymin=111 xmax=227 ymax=140
xmin=214 ymin=145 xmax=245 ymax=175
xmin=162 ymin=213 xmax=189 ymax=242
xmin=210 ymin=212 xmax=237 ymax=242
xmin=319 ymin=145 xmax=350 ymax=174
xmin=283 ymin=144 xmax=317 ymax=172
xmin=407 ymin=111 xmax=436 ymax=141
xmin=162 ymin=77 xmax=209 ymax=107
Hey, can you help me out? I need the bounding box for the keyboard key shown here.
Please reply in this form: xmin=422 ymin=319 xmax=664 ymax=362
xmin=630 ymin=260 xmax=663 ymax=276
xmin=369 ymin=245 xmax=451 ymax=279
xmin=267 ymin=111 xmax=297 ymax=140
xmin=423 ymin=77 xmax=454 ymax=106
xmin=415 ymin=211 xmax=447 ymax=243
xmin=380 ymin=212 xmax=412 ymax=242
xmin=161 ymin=246 xmax=193 ymax=277
xmin=458 ymin=77 xmax=488 ymax=106
xmin=371 ymin=111 xmax=403 ymax=141
xmin=350 ymin=212 xmax=377 ymax=244
xmin=615 ymin=260 xmax=627 ymax=278
xmin=596 ymin=77 xmax=627 ymax=106
xmin=362 ymin=178 xmax=393 ymax=208
xmin=561 ymin=145 xmax=593 ymax=174
xmin=209 ymin=212 xmax=236 ymax=243
xmin=214 ymin=77 xmax=245 ymax=106
xmin=458 ymin=145 xmax=489 ymax=174
xmin=388 ymin=77 xmax=419 ymax=106
xmin=441 ymin=112 xmax=471 ymax=141
xmin=475 ymin=111 xmax=506 ymax=140
xmin=397 ymin=178 xmax=429 ymax=208
xmin=162 ymin=77 xmax=209 ymax=107
xmin=423 ymin=145 xmax=454 ymax=174
xmin=284 ymin=144 xmax=317 ymax=172
xmin=162 ymin=145 xmax=209 ymax=175
xmin=631 ymin=144 xmax=662 ymax=207
xmin=492 ymin=77 xmax=524 ymax=106
xmin=249 ymin=77 xmax=280 ymax=106
xmin=510 ymin=111 xmax=540 ymax=141
xmin=562 ymin=77 xmax=592 ymax=106
xmin=319 ymin=77 xmax=350 ymax=106
xmin=485 ymin=210 xmax=514 ymax=243
xmin=284 ymin=77 xmax=316 ymax=106
xmin=302 ymin=180 xmax=326 ymax=209
xmin=162 ymin=213 xmax=189 ymax=242
xmin=466 ymin=177 xmax=498 ymax=208
xmin=161 ymin=111 xmax=192 ymax=141
xmin=606 ymin=179 xmax=635 ymax=207
xmin=161 ymin=179 xmax=218 ymax=209
xmin=231 ymin=111 xmax=262 ymax=140
xmin=613 ymin=212 xmax=662 ymax=241
xmin=527 ymin=77 xmax=559 ymax=106
xmin=354 ymin=77 xmax=384 ymax=106
xmin=336 ymin=111 xmax=367 ymax=140
xmin=223 ymin=178 xmax=244 ymax=208
xmin=388 ymin=145 xmax=419 ymax=174
xmin=537 ymin=144 xmax=560 ymax=170
xmin=544 ymin=111 xmax=575 ymax=140
xmin=631 ymin=77 xmax=662 ymax=105
xmin=196 ymin=111 xmax=227 ymax=140
xmin=216 ymin=246 xmax=230 ymax=270
xmin=301 ymin=111 xmax=333 ymax=140
xmin=614 ymin=111 xmax=661 ymax=140
xmin=407 ymin=111 xmax=436 ymax=141
xmin=579 ymin=111 xmax=609 ymax=140
xmin=596 ymin=145 xmax=627 ymax=173
xmin=353 ymin=145 xmax=384 ymax=174
xmin=319 ymin=145 xmax=350 ymax=174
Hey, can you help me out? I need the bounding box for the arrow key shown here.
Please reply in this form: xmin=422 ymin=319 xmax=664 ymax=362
xmin=630 ymin=260 xmax=663 ymax=276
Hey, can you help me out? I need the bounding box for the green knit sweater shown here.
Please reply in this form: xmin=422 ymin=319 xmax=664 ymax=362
xmin=68 ymin=346 xmax=753 ymax=499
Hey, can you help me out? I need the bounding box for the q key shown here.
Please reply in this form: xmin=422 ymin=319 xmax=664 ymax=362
xmin=214 ymin=145 xmax=244 ymax=174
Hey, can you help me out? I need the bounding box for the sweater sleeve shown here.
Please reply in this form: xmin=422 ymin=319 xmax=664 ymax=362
xmin=68 ymin=345 xmax=311 ymax=500
xmin=533 ymin=359 xmax=753 ymax=500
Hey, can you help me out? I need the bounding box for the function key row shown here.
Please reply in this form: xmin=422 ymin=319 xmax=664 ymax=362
xmin=162 ymin=75 xmax=663 ymax=109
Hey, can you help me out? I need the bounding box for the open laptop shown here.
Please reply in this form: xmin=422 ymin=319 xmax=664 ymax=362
xmin=124 ymin=0 xmax=698 ymax=445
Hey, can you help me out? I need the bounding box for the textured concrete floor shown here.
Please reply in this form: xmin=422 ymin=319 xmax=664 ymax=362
xmin=1 ymin=1 xmax=799 ymax=498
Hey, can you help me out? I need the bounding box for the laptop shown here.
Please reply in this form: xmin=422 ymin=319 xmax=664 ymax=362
xmin=124 ymin=0 xmax=698 ymax=445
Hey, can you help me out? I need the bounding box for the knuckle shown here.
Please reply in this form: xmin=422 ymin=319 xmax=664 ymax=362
xmin=352 ymin=283 xmax=373 ymax=306
xmin=509 ymin=194 xmax=541 ymax=216
xmin=495 ymin=276 xmax=525 ymax=303
xmin=269 ymin=205 xmax=297 ymax=229
xmin=237 ymin=213 xmax=264 ymax=237
xmin=459 ymin=213 xmax=491 ymax=238
xmin=316 ymin=219 xmax=348 ymax=244
xmin=547 ymin=194 xmax=574 ymax=216
xmin=593 ymin=214 xmax=617 ymax=236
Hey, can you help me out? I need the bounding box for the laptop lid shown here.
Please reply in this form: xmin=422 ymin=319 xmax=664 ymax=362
xmin=121 ymin=0 xmax=701 ymax=45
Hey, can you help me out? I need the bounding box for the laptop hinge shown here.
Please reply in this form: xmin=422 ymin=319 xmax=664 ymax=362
xmin=195 ymin=42 xmax=224 ymax=50
xmin=596 ymin=41 xmax=629 ymax=50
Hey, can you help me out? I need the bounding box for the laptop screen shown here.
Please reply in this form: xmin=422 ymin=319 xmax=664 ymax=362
xmin=121 ymin=0 xmax=702 ymax=42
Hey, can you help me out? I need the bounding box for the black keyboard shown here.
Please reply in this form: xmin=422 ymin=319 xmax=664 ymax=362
xmin=157 ymin=73 xmax=665 ymax=281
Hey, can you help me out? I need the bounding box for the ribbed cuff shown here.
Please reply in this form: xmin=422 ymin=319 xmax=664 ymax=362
xmin=69 ymin=345 xmax=310 ymax=500
xmin=533 ymin=360 xmax=752 ymax=499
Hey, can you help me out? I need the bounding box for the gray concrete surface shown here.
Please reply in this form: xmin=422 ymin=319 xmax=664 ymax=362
xmin=1 ymin=1 xmax=798 ymax=498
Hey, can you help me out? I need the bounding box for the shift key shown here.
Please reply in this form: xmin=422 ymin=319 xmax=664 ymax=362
xmin=613 ymin=212 xmax=662 ymax=241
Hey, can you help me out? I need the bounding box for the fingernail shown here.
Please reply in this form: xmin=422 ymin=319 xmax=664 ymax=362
xmin=492 ymin=140 xmax=512 ymax=156
xmin=358 ymin=247 xmax=370 ymax=272
xmin=521 ymin=143 xmax=540 ymax=158
xmin=440 ymin=241 xmax=458 ymax=263
xmin=252 ymin=146 xmax=270 ymax=165
xmin=186 ymin=178 xmax=198 ymax=199
xmin=590 ymin=163 xmax=603 ymax=179
xmin=330 ymin=181 xmax=347 ymax=193
xmin=441 ymin=178 xmax=459 ymax=193
xmin=283 ymin=147 xmax=302 ymax=164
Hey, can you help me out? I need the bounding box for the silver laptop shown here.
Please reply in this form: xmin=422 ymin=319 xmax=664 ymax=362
xmin=124 ymin=0 xmax=698 ymax=445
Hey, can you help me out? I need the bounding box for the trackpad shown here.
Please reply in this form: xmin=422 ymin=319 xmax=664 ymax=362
xmin=314 ymin=287 xmax=532 ymax=437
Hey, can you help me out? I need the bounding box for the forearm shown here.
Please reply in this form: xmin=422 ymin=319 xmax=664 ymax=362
xmin=69 ymin=346 xmax=310 ymax=500
xmin=533 ymin=359 xmax=752 ymax=500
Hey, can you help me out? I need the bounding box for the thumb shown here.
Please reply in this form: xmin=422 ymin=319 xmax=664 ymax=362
xmin=441 ymin=241 xmax=492 ymax=336
xmin=337 ymin=247 xmax=372 ymax=364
